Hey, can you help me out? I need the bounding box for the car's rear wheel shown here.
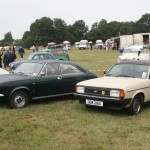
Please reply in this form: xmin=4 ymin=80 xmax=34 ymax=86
xmin=126 ymin=96 xmax=142 ymax=115
xmin=9 ymin=91 xmax=29 ymax=108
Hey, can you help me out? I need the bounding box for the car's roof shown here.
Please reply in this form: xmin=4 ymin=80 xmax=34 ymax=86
xmin=20 ymin=60 xmax=87 ymax=71
xmin=30 ymin=52 xmax=54 ymax=55
xmin=117 ymin=60 xmax=150 ymax=65
xmin=23 ymin=59 xmax=76 ymax=65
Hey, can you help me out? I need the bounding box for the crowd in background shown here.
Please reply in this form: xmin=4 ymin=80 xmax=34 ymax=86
xmin=0 ymin=46 xmax=25 ymax=70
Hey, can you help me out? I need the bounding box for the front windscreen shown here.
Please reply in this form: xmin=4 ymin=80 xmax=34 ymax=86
xmin=105 ymin=63 xmax=149 ymax=79
xmin=27 ymin=54 xmax=34 ymax=60
xmin=14 ymin=62 xmax=44 ymax=76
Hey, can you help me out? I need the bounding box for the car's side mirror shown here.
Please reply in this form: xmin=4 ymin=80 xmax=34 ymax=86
xmin=40 ymin=72 xmax=46 ymax=77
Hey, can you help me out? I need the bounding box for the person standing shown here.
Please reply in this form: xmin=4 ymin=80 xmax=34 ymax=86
xmin=12 ymin=46 xmax=15 ymax=54
xmin=11 ymin=50 xmax=17 ymax=62
xmin=3 ymin=50 xmax=12 ymax=70
xmin=30 ymin=45 xmax=36 ymax=53
xmin=90 ymin=43 xmax=93 ymax=50
xmin=0 ymin=51 xmax=3 ymax=68
xmin=18 ymin=46 xmax=25 ymax=61
xmin=36 ymin=45 xmax=39 ymax=52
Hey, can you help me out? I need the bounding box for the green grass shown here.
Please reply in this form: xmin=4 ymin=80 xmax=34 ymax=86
xmin=0 ymin=48 xmax=150 ymax=150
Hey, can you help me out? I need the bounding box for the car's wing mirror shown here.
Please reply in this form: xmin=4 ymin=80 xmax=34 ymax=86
xmin=40 ymin=72 xmax=46 ymax=77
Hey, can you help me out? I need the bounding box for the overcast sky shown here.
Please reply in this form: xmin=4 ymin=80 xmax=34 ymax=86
xmin=0 ymin=0 xmax=150 ymax=40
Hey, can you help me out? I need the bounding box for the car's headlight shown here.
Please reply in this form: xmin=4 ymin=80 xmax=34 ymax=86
xmin=76 ymin=86 xmax=85 ymax=93
xmin=110 ymin=90 xmax=125 ymax=98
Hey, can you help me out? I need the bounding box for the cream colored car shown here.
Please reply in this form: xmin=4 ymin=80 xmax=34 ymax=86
xmin=75 ymin=61 xmax=150 ymax=115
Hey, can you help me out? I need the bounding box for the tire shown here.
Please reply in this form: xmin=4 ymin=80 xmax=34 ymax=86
xmin=126 ymin=96 xmax=142 ymax=115
xmin=9 ymin=91 xmax=29 ymax=108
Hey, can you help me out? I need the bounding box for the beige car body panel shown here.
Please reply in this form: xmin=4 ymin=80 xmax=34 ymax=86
xmin=77 ymin=76 xmax=150 ymax=102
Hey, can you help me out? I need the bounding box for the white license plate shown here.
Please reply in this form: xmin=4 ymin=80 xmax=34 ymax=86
xmin=86 ymin=99 xmax=103 ymax=107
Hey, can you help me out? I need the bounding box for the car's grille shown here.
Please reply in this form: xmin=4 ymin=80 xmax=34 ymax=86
xmin=85 ymin=87 xmax=110 ymax=97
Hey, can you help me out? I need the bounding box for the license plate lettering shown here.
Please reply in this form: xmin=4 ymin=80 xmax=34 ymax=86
xmin=86 ymin=99 xmax=103 ymax=107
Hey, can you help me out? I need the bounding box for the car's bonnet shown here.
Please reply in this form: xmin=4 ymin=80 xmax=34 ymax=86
xmin=77 ymin=76 xmax=148 ymax=91
xmin=0 ymin=74 xmax=34 ymax=84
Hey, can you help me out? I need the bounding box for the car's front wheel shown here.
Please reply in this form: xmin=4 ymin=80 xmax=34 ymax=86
xmin=9 ymin=91 xmax=29 ymax=108
xmin=126 ymin=96 xmax=142 ymax=115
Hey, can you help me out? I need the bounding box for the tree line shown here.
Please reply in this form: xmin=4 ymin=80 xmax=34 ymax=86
xmin=0 ymin=13 xmax=150 ymax=48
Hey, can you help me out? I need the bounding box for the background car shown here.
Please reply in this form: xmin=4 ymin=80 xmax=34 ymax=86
xmin=9 ymin=52 xmax=55 ymax=70
xmin=1 ymin=60 xmax=97 ymax=108
xmin=0 ymin=68 xmax=10 ymax=75
xmin=40 ymin=49 xmax=70 ymax=61
xmin=75 ymin=60 xmax=150 ymax=115
xmin=118 ymin=44 xmax=149 ymax=62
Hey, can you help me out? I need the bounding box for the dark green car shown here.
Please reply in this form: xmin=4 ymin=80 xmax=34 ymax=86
xmin=0 ymin=60 xmax=97 ymax=108
xmin=40 ymin=49 xmax=70 ymax=61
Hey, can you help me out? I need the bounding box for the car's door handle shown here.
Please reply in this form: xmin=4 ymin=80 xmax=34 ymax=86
xmin=57 ymin=76 xmax=62 ymax=80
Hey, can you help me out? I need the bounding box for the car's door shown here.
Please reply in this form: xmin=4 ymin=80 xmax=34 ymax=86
xmin=34 ymin=63 xmax=64 ymax=97
xmin=58 ymin=63 xmax=89 ymax=93
xmin=34 ymin=62 xmax=90 ymax=98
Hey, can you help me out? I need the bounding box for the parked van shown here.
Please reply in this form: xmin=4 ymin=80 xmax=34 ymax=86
xmin=79 ymin=40 xmax=89 ymax=50
xmin=96 ymin=40 xmax=103 ymax=49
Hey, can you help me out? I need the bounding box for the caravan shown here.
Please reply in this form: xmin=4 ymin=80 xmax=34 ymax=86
xmin=79 ymin=40 xmax=89 ymax=50
xmin=96 ymin=40 xmax=103 ymax=49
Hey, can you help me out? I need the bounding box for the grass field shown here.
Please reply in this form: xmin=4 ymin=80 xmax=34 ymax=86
xmin=0 ymin=48 xmax=150 ymax=150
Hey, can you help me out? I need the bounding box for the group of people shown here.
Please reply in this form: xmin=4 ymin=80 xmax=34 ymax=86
xmin=0 ymin=46 xmax=25 ymax=70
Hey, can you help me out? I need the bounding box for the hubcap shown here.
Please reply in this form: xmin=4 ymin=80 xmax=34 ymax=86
xmin=14 ymin=95 xmax=26 ymax=108
xmin=133 ymin=99 xmax=141 ymax=114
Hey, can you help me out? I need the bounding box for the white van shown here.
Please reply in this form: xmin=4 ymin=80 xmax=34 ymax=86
xmin=96 ymin=40 xmax=103 ymax=49
xmin=79 ymin=40 xmax=89 ymax=50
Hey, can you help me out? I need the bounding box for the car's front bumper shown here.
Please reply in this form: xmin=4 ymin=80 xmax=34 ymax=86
xmin=74 ymin=93 xmax=132 ymax=110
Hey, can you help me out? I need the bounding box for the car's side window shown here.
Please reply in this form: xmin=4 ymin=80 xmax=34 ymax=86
xmin=44 ymin=54 xmax=52 ymax=59
xmin=32 ymin=55 xmax=39 ymax=60
xmin=33 ymin=55 xmax=45 ymax=60
xmin=42 ymin=63 xmax=59 ymax=76
xmin=60 ymin=64 xmax=82 ymax=74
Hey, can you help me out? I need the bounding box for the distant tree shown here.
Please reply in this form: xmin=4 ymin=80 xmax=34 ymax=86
xmin=86 ymin=19 xmax=108 ymax=42
xmin=53 ymin=18 xmax=69 ymax=43
xmin=119 ymin=21 xmax=135 ymax=35
xmin=22 ymin=31 xmax=30 ymax=41
xmin=69 ymin=20 xmax=89 ymax=41
xmin=91 ymin=22 xmax=99 ymax=30
xmin=20 ymin=13 xmax=150 ymax=48
xmin=30 ymin=17 xmax=54 ymax=36
xmin=14 ymin=39 xmax=23 ymax=47
xmin=67 ymin=25 xmax=78 ymax=44
xmin=29 ymin=17 xmax=54 ymax=46
xmin=86 ymin=19 xmax=136 ymax=43
xmin=135 ymin=13 xmax=150 ymax=33
xmin=3 ymin=32 xmax=13 ymax=43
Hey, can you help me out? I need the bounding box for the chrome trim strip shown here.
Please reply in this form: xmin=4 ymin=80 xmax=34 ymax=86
xmin=32 ymin=92 xmax=73 ymax=100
